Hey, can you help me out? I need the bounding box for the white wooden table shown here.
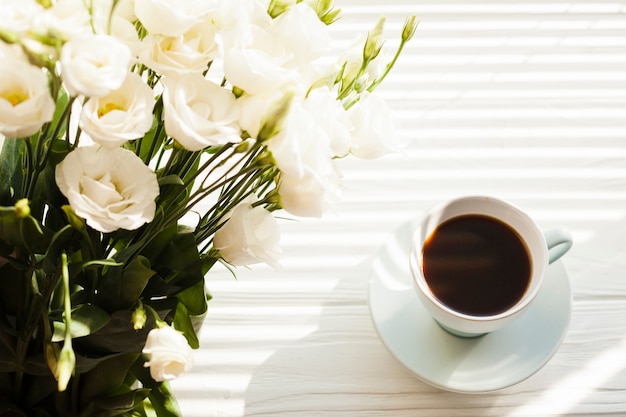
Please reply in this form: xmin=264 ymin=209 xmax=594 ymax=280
xmin=172 ymin=1 xmax=626 ymax=415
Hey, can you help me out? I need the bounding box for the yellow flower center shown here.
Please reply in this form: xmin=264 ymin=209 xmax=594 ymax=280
xmin=98 ymin=102 xmax=125 ymax=118
xmin=1 ymin=89 xmax=29 ymax=106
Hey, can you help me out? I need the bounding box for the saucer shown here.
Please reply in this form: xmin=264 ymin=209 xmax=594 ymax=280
xmin=367 ymin=221 xmax=571 ymax=393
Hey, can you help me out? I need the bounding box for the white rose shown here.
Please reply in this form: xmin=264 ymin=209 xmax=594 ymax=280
xmin=272 ymin=3 xmax=331 ymax=67
xmin=32 ymin=0 xmax=91 ymax=41
xmin=211 ymin=0 xmax=270 ymax=30
xmin=222 ymin=22 xmax=298 ymax=96
xmin=79 ymin=72 xmax=156 ymax=148
xmin=90 ymin=0 xmax=135 ymax=33
xmin=138 ymin=16 xmax=220 ymax=77
xmin=213 ymin=196 xmax=282 ymax=268
xmin=348 ymin=93 xmax=406 ymax=159
xmin=278 ymin=169 xmax=341 ymax=218
xmin=109 ymin=15 xmax=142 ymax=58
xmin=266 ymin=100 xmax=332 ymax=179
xmin=162 ymin=74 xmax=241 ymax=151
xmin=142 ymin=326 xmax=194 ymax=382
xmin=266 ymin=100 xmax=341 ymax=217
xmin=55 ymin=145 xmax=160 ymax=233
xmin=236 ymin=91 xmax=285 ymax=138
xmin=302 ymin=87 xmax=352 ymax=157
xmin=0 ymin=0 xmax=43 ymax=34
xmin=60 ymin=34 xmax=132 ymax=98
xmin=134 ymin=0 xmax=209 ymax=37
xmin=0 ymin=57 xmax=55 ymax=139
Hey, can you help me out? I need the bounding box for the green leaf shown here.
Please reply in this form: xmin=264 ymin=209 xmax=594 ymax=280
xmin=140 ymin=226 xmax=205 ymax=299
xmin=156 ymin=229 xmax=202 ymax=284
xmin=0 ymin=399 xmax=27 ymax=417
xmin=0 ymin=206 xmax=52 ymax=254
xmin=172 ymin=303 xmax=198 ymax=349
xmin=171 ymin=281 xmax=209 ymax=350
xmin=51 ymin=304 xmax=111 ymax=342
xmin=131 ymin=359 xmax=182 ymax=417
xmin=72 ymin=310 xmax=159 ymax=357
xmin=0 ymin=323 xmax=17 ymax=372
xmin=175 ymin=280 xmax=208 ymax=317
xmin=137 ymin=115 xmax=164 ymax=164
xmin=78 ymin=259 xmax=125 ymax=270
xmin=42 ymin=224 xmax=74 ymax=273
xmin=0 ymin=139 xmax=25 ymax=205
xmin=157 ymin=175 xmax=184 ymax=187
xmin=78 ymin=353 xmax=140 ymax=410
xmin=96 ymin=256 xmax=155 ymax=312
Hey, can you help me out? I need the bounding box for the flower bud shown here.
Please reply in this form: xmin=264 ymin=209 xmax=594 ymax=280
xmin=257 ymin=91 xmax=294 ymax=142
xmin=402 ymin=16 xmax=419 ymax=43
xmin=268 ymin=0 xmax=297 ymax=17
xmin=132 ymin=305 xmax=147 ymax=330
xmin=0 ymin=29 xmax=19 ymax=45
xmin=363 ymin=17 xmax=386 ymax=62
xmin=15 ymin=199 xmax=30 ymax=219
xmin=55 ymin=344 xmax=76 ymax=392
xmin=62 ymin=205 xmax=86 ymax=231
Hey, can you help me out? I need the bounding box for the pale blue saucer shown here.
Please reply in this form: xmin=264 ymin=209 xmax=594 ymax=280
xmin=368 ymin=222 xmax=571 ymax=393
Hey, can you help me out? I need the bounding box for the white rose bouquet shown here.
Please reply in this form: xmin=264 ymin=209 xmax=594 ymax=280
xmin=0 ymin=0 xmax=415 ymax=416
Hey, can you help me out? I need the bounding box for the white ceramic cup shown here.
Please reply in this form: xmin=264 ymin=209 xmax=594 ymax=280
xmin=408 ymin=196 xmax=573 ymax=338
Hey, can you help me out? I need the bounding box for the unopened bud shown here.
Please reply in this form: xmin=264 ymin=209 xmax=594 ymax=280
xmin=363 ymin=17 xmax=386 ymax=61
xmin=402 ymin=16 xmax=419 ymax=43
xmin=0 ymin=29 xmax=19 ymax=45
xmin=62 ymin=205 xmax=86 ymax=231
xmin=257 ymin=91 xmax=294 ymax=142
xmin=268 ymin=0 xmax=296 ymax=18
xmin=132 ymin=305 xmax=148 ymax=330
xmin=55 ymin=344 xmax=76 ymax=392
xmin=234 ymin=141 xmax=251 ymax=154
xmin=15 ymin=199 xmax=30 ymax=219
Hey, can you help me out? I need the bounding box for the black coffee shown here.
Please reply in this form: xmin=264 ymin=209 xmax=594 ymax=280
xmin=421 ymin=214 xmax=531 ymax=316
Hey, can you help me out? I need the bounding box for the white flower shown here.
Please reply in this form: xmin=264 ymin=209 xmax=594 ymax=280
xmin=162 ymin=74 xmax=241 ymax=151
xmin=266 ymin=99 xmax=341 ymax=217
xmin=55 ymin=145 xmax=159 ymax=233
xmin=138 ymin=16 xmax=220 ymax=77
xmin=134 ymin=0 xmax=210 ymax=37
xmin=302 ymin=88 xmax=352 ymax=158
xmin=213 ymin=196 xmax=282 ymax=268
xmin=60 ymin=34 xmax=132 ymax=98
xmin=236 ymin=90 xmax=285 ymax=138
xmin=0 ymin=0 xmax=43 ymax=34
xmin=79 ymin=72 xmax=156 ymax=148
xmin=221 ymin=3 xmax=330 ymax=96
xmin=107 ymin=15 xmax=142 ymax=58
xmin=0 ymin=57 xmax=55 ymax=139
xmin=278 ymin=169 xmax=341 ymax=218
xmin=142 ymin=326 xmax=194 ymax=382
xmin=272 ymin=3 xmax=331 ymax=67
xmin=32 ymin=0 xmax=91 ymax=41
xmin=211 ymin=0 xmax=270 ymax=30
xmin=348 ymin=93 xmax=406 ymax=159
xmin=222 ymin=23 xmax=298 ymax=96
xmin=266 ymin=99 xmax=332 ymax=178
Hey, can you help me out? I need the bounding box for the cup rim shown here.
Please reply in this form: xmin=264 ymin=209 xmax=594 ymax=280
xmin=409 ymin=195 xmax=548 ymax=323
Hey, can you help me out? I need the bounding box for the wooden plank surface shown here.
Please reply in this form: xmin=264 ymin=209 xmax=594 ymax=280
xmin=172 ymin=1 xmax=626 ymax=415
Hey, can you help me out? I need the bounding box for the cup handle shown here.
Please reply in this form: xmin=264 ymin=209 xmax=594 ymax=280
xmin=543 ymin=227 xmax=573 ymax=264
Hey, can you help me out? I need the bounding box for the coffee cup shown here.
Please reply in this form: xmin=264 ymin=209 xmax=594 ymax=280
xmin=408 ymin=196 xmax=573 ymax=338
